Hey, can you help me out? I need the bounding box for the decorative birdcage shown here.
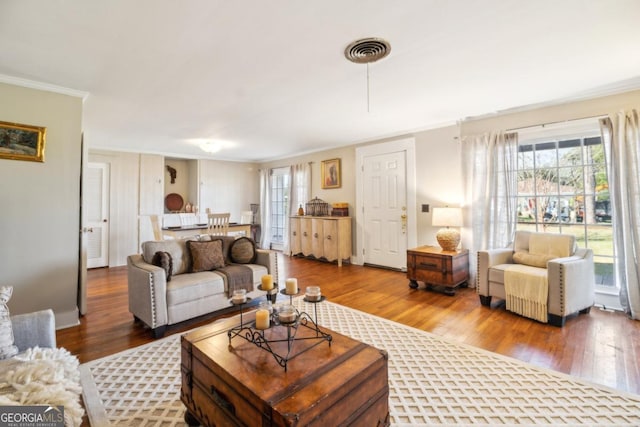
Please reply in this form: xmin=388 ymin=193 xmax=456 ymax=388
xmin=305 ymin=197 xmax=330 ymax=216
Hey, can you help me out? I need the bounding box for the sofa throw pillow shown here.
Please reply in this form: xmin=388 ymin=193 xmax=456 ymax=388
xmin=187 ymin=239 xmax=225 ymax=272
xmin=0 ymin=286 xmax=19 ymax=360
xmin=512 ymin=251 xmax=556 ymax=269
xmin=151 ymin=251 xmax=173 ymax=281
xmin=229 ymin=237 xmax=257 ymax=264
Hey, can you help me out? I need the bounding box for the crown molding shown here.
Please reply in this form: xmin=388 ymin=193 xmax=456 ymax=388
xmin=0 ymin=74 xmax=89 ymax=100
xmin=462 ymin=75 xmax=640 ymax=124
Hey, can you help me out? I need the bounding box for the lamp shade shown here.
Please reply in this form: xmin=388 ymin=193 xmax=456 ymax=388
xmin=432 ymin=207 xmax=462 ymax=251
xmin=432 ymin=207 xmax=462 ymax=227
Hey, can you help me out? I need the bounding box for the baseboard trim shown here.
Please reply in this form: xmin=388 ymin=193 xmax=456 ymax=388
xmin=55 ymin=308 xmax=80 ymax=329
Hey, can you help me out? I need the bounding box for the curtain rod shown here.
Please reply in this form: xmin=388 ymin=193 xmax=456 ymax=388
xmin=262 ymin=161 xmax=314 ymax=171
xmin=506 ymin=114 xmax=607 ymax=132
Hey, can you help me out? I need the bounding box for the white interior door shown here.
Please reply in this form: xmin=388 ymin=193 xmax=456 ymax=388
xmin=86 ymin=162 xmax=110 ymax=268
xmin=356 ymin=138 xmax=417 ymax=270
xmin=362 ymin=150 xmax=408 ymax=269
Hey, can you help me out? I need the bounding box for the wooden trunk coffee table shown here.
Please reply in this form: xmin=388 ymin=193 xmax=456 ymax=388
xmin=180 ymin=308 xmax=390 ymax=427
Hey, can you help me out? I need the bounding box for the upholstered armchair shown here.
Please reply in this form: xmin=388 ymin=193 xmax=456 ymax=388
xmin=477 ymin=230 xmax=595 ymax=327
xmin=11 ymin=309 xmax=57 ymax=352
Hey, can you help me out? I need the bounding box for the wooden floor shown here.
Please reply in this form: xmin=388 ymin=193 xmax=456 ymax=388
xmin=58 ymin=254 xmax=640 ymax=398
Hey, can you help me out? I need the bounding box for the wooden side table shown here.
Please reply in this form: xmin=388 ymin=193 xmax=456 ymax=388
xmin=407 ymin=246 xmax=469 ymax=296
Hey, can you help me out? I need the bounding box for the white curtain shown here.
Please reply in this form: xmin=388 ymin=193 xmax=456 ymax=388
xmin=258 ymin=168 xmax=272 ymax=250
xmin=462 ymin=131 xmax=518 ymax=286
xmin=284 ymin=163 xmax=311 ymax=254
xmin=600 ymin=110 xmax=640 ymax=320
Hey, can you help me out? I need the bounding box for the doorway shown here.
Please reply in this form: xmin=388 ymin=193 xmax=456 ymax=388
xmin=356 ymin=138 xmax=417 ymax=270
xmin=85 ymin=162 xmax=110 ymax=268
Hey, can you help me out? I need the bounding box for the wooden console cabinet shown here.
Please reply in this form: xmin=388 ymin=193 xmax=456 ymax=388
xmin=407 ymin=245 xmax=469 ymax=295
xmin=289 ymin=216 xmax=351 ymax=266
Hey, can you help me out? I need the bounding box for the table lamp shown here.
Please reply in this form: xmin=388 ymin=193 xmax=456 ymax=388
xmin=432 ymin=207 xmax=462 ymax=251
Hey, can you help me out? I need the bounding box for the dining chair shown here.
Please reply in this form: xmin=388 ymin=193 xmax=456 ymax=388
xmin=150 ymin=215 xmax=163 ymax=240
xmin=179 ymin=212 xmax=198 ymax=226
xmin=240 ymin=210 xmax=253 ymax=224
xmin=150 ymin=215 xmax=177 ymax=240
xmin=207 ymin=213 xmax=231 ymax=236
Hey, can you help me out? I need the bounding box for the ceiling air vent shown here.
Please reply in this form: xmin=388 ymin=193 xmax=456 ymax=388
xmin=344 ymin=38 xmax=391 ymax=64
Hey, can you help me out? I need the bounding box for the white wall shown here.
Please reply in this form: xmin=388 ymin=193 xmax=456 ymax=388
xmin=198 ymin=159 xmax=260 ymax=223
xmin=413 ymin=125 xmax=463 ymax=246
xmin=0 ymin=82 xmax=83 ymax=327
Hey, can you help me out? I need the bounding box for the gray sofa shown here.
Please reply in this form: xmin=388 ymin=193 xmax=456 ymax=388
xmin=127 ymin=236 xmax=277 ymax=337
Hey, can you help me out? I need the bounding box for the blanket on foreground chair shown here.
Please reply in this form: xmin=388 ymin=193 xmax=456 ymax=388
xmin=0 ymin=292 xmax=83 ymax=427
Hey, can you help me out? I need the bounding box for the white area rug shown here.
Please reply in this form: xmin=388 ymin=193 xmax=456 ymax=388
xmin=80 ymin=299 xmax=640 ymax=426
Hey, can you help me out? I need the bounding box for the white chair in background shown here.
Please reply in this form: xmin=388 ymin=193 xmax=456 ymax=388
xmin=162 ymin=214 xmax=181 ymax=228
xmin=179 ymin=213 xmax=198 ymax=226
xmin=150 ymin=215 xmax=176 ymax=240
xmin=149 ymin=215 xmax=163 ymax=240
xmin=240 ymin=211 xmax=253 ymax=225
xmin=207 ymin=213 xmax=230 ymax=236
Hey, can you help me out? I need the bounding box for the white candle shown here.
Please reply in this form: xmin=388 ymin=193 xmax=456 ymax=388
xmin=261 ymin=275 xmax=273 ymax=291
xmin=285 ymin=278 xmax=298 ymax=295
xmin=278 ymin=305 xmax=296 ymax=323
xmin=232 ymin=289 xmax=247 ymax=304
xmin=305 ymin=286 xmax=321 ymax=301
xmin=255 ymin=309 xmax=270 ymax=329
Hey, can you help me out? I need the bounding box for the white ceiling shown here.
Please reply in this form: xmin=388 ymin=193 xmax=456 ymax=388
xmin=1 ymin=0 xmax=640 ymax=162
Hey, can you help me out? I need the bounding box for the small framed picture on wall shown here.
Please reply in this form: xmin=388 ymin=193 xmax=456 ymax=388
xmin=0 ymin=120 xmax=46 ymax=162
xmin=321 ymin=158 xmax=341 ymax=189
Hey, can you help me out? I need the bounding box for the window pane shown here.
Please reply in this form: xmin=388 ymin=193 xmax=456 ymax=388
xmin=518 ymin=147 xmax=534 ymax=170
xmin=516 ymin=127 xmax=614 ymax=289
xmin=517 ymin=171 xmax=536 ymax=195
xmin=270 ymin=168 xmax=290 ymax=245
xmin=558 ymin=167 xmax=583 ymax=193
xmin=534 ymin=144 xmax=557 ymax=168
xmin=517 ymin=197 xmax=536 ymax=222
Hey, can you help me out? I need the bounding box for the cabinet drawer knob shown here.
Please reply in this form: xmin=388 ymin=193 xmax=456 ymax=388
xmin=292 ymin=231 xmax=297 ymax=236
xmin=314 ymin=232 xmax=319 ymax=238
xmin=326 ymin=235 xmax=332 ymax=240
xmin=303 ymin=232 xmax=308 ymax=237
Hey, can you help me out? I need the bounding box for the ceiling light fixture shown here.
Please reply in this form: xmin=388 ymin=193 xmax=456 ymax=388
xmin=200 ymin=140 xmax=223 ymax=154
xmin=344 ymin=37 xmax=391 ymax=112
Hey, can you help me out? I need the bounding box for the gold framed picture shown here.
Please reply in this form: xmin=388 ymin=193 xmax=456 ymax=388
xmin=0 ymin=120 xmax=46 ymax=162
xmin=321 ymin=158 xmax=341 ymax=189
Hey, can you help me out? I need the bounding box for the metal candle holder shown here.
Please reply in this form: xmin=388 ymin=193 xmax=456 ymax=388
xmin=227 ymin=289 xmax=331 ymax=371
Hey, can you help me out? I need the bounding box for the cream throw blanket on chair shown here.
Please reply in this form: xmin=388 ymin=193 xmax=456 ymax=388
xmin=504 ymin=265 xmax=548 ymax=323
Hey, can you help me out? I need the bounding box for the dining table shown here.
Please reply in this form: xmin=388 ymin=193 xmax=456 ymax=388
xmin=162 ymin=223 xmax=252 ymax=239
